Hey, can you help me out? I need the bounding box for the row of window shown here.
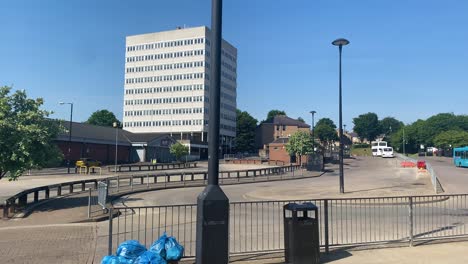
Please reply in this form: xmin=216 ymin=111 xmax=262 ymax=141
xmin=221 ymin=49 xmax=236 ymax=63
xmin=124 ymin=107 xmax=205 ymax=117
xmin=124 ymin=119 xmax=205 ymax=128
xmin=126 ymin=49 xmax=207 ymax=63
xmin=221 ymin=81 xmax=236 ymax=92
xmin=124 ymin=96 xmax=207 ymax=106
xmin=125 ymin=84 xmax=206 ymax=95
xmin=221 ymin=71 xmax=236 ymax=82
xmin=222 ymin=61 xmax=237 ymax=73
xmin=125 ymin=73 xmax=207 ymax=84
xmin=123 ymin=119 xmax=236 ymax=132
xmin=127 ymin=37 xmax=207 ymax=52
xmin=126 ymin=61 xmax=206 ymax=73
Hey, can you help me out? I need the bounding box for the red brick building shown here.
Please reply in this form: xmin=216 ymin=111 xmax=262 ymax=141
xmin=255 ymin=115 xmax=310 ymax=164
xmin=55 ymin=121 xmax=177 ymax=165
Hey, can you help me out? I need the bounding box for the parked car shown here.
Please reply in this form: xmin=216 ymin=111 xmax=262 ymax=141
xmin=75 ymin=158 xmax=102 ymax=167
xmin=381 ymin=147 xmax=394 ymax=158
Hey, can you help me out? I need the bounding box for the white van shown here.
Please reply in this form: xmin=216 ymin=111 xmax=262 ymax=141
xmin=381 ymin=147 xmax=394 ymax=158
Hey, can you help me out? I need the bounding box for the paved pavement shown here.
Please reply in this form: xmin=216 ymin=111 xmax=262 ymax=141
xmin=0 ymin=162 xmax=274 ymax=205
xmin=227 ymin=240 xmax=468 ymax=264
xmin=117 ymin=157 xmax=433 ymax=207
xmin=422 ymin=156 xmax=468 ymax=194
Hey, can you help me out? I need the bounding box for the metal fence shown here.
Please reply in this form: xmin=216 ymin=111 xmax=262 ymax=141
xmin=107 ymin=194 xmax=468 ymax=257
xmin=395 ymin=153 xmax=443 ymax=193
xmin=88 ymin=181 xmax=109 ymax=218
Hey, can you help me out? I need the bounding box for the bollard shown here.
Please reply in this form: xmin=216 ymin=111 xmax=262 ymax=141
xmin=87 ymin=188 xmax=92 ymax=219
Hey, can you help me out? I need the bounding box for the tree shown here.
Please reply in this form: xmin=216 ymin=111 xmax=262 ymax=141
xmin=434 ymin=130 xmax=468 ymax=148
xmin=236 ymin=109 xmax=258 ymax=153
xmin=170 ymin=142 xmax=189 ymax=161
xmin=297 ymin=117 xmax=305 ymax=123
xmin=315 ymin=118 xmax=336 ymax=129
xmin=353 ymin=112 xmax=381 ymax=142
xmin=263 ymin=109 xmax=286 ymax=123
xmin=380 ymin=117 xmax=403 ymax=137
xmin=315 ymin=118 xmax=339 ymax=147
xmin=0 ymin=86 xmax=63 ymax=181
xmin=86 ymin=109 xmax=120 ymax=127
xmin=285 ymin=130 xmax=313 ymax=166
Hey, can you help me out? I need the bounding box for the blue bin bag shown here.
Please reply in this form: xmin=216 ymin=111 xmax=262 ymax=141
xmin=136 ymin=251 xmax=167 ymax=264
xmin=116 ymin=240 xmax=147 ymax=260
xmin=165 ymin=236 xmax=184 ymax=261
xmin=101 ymin=256 xmax=138 ymax=264
xmin=101 ymin=255 xmax=120 ymax=264
xmin=150 ymin=233 xmax=167 ymax=258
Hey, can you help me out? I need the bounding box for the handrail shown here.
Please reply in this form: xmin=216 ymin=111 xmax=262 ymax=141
xmin=2 ymin=164 xmax=302 ymax=218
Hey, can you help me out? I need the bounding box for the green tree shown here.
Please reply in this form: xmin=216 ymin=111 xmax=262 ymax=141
xmin=285 ymin=130 xmax=313 ymax=166
xmin=297 ymin=117 xmax=305 ymax=123
xmin=235 ymin=109 xmax=258 ymax=153
xmin=380 ymin=117 xmax=403 ymax=137
xmin=0 ymin=86 xmax=63 ymax=181
xmin=86 ymin=109 xmax=120 ymax=127
xmin=434 ymin=130 xmax=468 ymax=148
xmin=170 ymin=142 xmax=189 ymax=161
xmin=315 ymin=118 xmax=337 ymax=129
xmin=353 ymin=112 xmax=381 ymax=142
xmin=263 ymin=109 xmax=286 ymax=123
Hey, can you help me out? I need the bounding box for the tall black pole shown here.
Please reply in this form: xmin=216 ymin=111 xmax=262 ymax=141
xmin=196 ymin=0 xmax=229 ymax=263
xmin=338 ymin=45 xmax=344 ymax=194
xmin=310 ymin=111 xmax=316 ymax=151
xmin=67 ymin=103 xmax=73 ymax=174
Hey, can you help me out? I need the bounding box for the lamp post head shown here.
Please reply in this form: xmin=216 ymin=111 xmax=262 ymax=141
xmin=59 ymin=102 xmax=64 ymax=105
xmin=332 ymin=38 xmax=350 ymax=46
xmin=310 ymin=110 xmax=316 ymax=115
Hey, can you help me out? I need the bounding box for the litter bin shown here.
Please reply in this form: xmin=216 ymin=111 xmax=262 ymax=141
xmin=283 ymin=202 xmax=320 ymax=264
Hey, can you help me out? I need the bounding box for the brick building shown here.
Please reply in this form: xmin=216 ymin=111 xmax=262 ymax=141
xmin=55 ymin=121 xmax=177 ymax=165
xmin=255 ymin=115 xmax=310 ymax=164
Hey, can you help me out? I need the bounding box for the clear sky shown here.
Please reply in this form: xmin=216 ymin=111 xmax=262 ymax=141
xmin=2 ymin=0 xmax=467 ymax=129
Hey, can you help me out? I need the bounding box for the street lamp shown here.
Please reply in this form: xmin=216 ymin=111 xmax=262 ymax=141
xmin=310 ymin=110 xmax=316 ymax=151
xmin=113 ymin=122 xmax=119 ymax=174
xmin=195 ymin=0 xmax=229 ymax=263
xmin=59 ymin=102 xmax=73 ymax=174
xmin=332 ymin=38 xmax=349 ymax=194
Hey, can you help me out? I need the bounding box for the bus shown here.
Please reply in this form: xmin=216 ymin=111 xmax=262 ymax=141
xmin=453 ymin=146 xmax=468 ymax=168
xmin=371 ymin=141 xmax=387 ymax=157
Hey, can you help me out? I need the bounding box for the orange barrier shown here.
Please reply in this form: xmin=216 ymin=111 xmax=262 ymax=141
xmin=401 ymin=161 xmax=416 ymax=168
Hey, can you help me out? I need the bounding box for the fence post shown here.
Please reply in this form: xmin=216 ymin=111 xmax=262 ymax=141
xmin=3 ymin=201 xmax=9 ymax=218
xmin=34 ymin=191 xmax=39 ymax=203
xmin=117 ymin=176 xmax=120 ymax=193
xmin=324 ymin=199 xmax=330 ymax=253
xmin=88 ymin=188 xmax=92 ymax=219
xmin=130 ymin=176 xmax=134 ymax=191
xmin=147 ymin=174 xmax=150 ymax=188
xmin=81 ymin=182 xmax=86 ymax=192
xmin=408 ymin=196 xmax=414 ymax=247
xmin=45 ymin=188 xmax=50 ymax=199
xmin=108 ymin=207 xmax=113 ymax=256
xmin=57 ymin=185 xmax=62 ymax=196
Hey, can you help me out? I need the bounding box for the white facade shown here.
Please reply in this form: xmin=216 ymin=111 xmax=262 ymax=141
xmin=122 ymin=26 xmax=237 ymax=146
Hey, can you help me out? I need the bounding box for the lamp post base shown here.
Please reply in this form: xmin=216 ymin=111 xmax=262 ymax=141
xmin=196 ymin=184 xmax=229 ymax=264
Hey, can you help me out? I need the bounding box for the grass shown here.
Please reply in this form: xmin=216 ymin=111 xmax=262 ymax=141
xmin=351 ymin=147 xmax=372 ymax=157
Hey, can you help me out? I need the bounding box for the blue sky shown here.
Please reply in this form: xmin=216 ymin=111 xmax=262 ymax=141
xmin=1 ymin=0 xmax=467 ymax=129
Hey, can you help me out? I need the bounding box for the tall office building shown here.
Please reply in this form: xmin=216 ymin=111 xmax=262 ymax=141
xmin=122 ymin=26 xmax=237 ymax=158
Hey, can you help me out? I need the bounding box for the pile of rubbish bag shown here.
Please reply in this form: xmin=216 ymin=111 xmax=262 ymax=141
xmin=102 ymin=233 xmax=184 ymax=264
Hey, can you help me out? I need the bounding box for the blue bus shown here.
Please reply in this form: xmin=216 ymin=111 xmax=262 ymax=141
xmin=453 ymin=147 xmax=468 ymax=168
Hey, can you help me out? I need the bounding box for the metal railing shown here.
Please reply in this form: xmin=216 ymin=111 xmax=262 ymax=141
xmin=107 ymin=194 xmax=468 ymax=257
xmin=3 ymin=164 xmax=303 ymax=218
xmin=395 ymin=153 xmax=443 ymax=194
xmin=87 ymin=181 xmax=109 ymax=218
xmin=109 ymin=162 xmax=198 ymax=173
